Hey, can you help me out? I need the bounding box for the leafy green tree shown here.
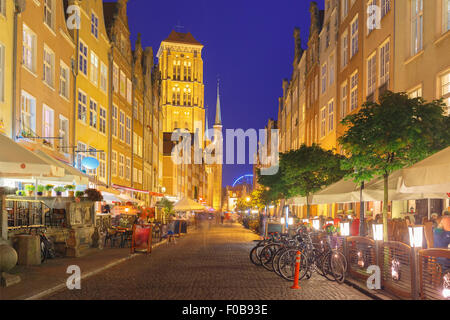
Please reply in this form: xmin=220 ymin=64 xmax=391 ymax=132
xmin=251 ymin=187 xmax=272 ymax=210
xmin=156 ymin=197 xmax=175 ymax=222
xmin=339 ymin=91 xmax=450 ymax=239
xmin=280 ymin=144 xmax=348 ymax=217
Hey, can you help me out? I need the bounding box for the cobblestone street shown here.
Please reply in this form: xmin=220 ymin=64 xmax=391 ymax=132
xmin=46 ymin=222 xmax=372 ymax=300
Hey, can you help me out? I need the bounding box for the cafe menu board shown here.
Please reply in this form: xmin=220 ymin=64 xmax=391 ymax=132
xmin=131 ymin=224 xmax=152 ymax=254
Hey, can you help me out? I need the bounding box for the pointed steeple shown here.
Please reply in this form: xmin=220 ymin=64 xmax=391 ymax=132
xmin=205 ymin=105 xmax=210 ymax=140
xmin=214 ymin=79 xmax=222 ymax=126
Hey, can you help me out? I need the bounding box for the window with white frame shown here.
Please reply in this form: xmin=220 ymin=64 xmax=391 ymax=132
xmin=381 ymin=0 xmax=391 ymax=18
xmin=351 ymin=16 xmax=359 ymax=57
xmin=0 ymin=44 xmax=4 ymax=102
xmin=379 ymin=40 xmax=390 ymax=86
xmin=43 ymin=46 xmax=55 ymax=87
xmin=342 ymin=0 xmax=349 ymax=19
xmin=99 ymin=106 xmax=106 ymax=134
xmin=443 ymin=0 xmax=450 ymax=33
xmin=78 ymin=90 xmax=87 ymax=122
xmin=127 ymin=78 xmax=132 ymax=104
xmin=120 ymin=71 xmax=126 ymax=97
xmin=321 ymin=63 xmax=327 ymax=94
xmin=119 ymin=154 xmax=124 ymax=178
xmin=113 ymin=63 xmax=119 ymax=93
xmin=111 ymin=151 xmax=117 ymax=176
xmin=44 ymin=0 xmax=54 ymax=30
xmin=99 ymin=152 xmax=106 ymax=181
xmin=59 ymin=62 xmax=70 ymax=99
xmin=112 ymin=105 xmax=118 ymax=138
xmin=59 ymin=116 xmax=69 ymax=151
xmin=42 ymin=105 xmax=54 ymax=146
xmin=90 ymin=52 xmax=98 ymax=86
xmin=0 ymin=0 xmax=5 ymax=16
xmin=126 ymin=116 xmax=131 ymax=145
xmin=89 ymin=99 xmax=97 ymax=129
xmin=341 ymin=82 xmax=349 ymax=118
xmin=411 ymin=0 xmax=423 ymax=56
xmin=125 ymin=157 xmax=131 ymax=180
xmin=119 ymin=110 xmax=125 ymax=141
xmin=408 ymin=86 xmax=422 ymax=98
xmin=79 ymin=41 xmax=88 ymax=76
xmin=91 ymin=13 xmax=98 ymax=38
xmin=133 ymin=168 xmax=138 ymax=183
xmin=441 ymin=71 xmax=450 ymax=115
xmin=100 ymin=62 xmax=107 ymax=92
xmin=328 ymin=100 xmax=334 ymax=132
xmin=342 ymin=31 xmax=349 ymax=68
xmin=77 ymin=142 xmax=86 ymax=170
xmin=368 ymin=0 xmax=377 ymax=34
xmin=20 ymin=91 xmax=36 ymax=134
xmin=320 ymin=107 xmax=327 ymax=138
xmin=329 ymin=55 xmax=335 ymax=86
xmin=367 ymin=53 xmax=377 ymax=96
xmin=350 ymin=71 xmax=358 ymax=111
xmin=23 ymin=26 xmax=37 ymax=72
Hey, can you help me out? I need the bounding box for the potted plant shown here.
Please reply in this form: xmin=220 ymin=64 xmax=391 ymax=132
xmin=36 ymin=185 xmax=45 ymax=196
xmin=45 ymin=184 xmax=54 ymax=196
xmin=75 ymin=190 xmax=85 ymax=198
xmin=16 ymin=190 xmax=25 ymax=196
xmin=65 ymin=185 xmax=76 ymax=197
xmin=54 ymin=186 xmax=66 ymax=196
xmin=24 ymin=184 xmax=35 ymax=196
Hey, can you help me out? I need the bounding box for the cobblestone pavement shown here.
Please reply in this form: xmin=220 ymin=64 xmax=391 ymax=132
xmin=46 ymin=222 xmax=371 ymax=300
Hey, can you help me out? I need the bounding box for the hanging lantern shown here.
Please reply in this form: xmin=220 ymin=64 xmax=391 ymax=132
xmin=391 ymin=258 xmax=400 ymax=281
xmin=81 ymin=157 xmax=100 ymax=170
xmin=357 ymin=251 xmax=365 ymax=268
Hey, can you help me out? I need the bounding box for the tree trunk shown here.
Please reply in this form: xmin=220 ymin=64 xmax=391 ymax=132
xmin=383 ymin=173 xmax=389 ymax=241
xmin=359 ymin=181 xmax=365 ymax=236
xmin=306 ymin=195 xmax=310 ymax=219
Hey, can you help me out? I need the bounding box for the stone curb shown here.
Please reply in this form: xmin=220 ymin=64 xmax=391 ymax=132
xmin=24 ymin=238 xmax=170 ymax=300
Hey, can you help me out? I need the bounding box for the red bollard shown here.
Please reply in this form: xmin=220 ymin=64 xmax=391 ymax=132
xmin=290 ymin=251 xmax=301 ymax=290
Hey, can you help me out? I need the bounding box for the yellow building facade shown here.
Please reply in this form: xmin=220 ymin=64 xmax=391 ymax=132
xmin=0 ymin=0 xmax=14 ymax=138
xmin=70 ymin=0 xmax=110 ymax=184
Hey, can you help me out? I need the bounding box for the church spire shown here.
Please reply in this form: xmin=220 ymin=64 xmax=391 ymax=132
xmin=214 ymin=79 xmax=222 ymax=126
xmin=205 ymin=105 xmax=210 ymax=140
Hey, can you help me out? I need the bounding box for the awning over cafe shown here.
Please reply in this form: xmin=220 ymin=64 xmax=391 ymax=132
xmin=0 ymin=134 xmax=64 ymax=178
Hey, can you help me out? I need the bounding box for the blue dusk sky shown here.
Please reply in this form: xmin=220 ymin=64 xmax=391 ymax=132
xmin=126 ymin=0 xmax=322 ymax=187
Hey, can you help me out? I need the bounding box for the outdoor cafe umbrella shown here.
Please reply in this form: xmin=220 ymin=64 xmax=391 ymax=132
xmin=173 ymin=197 xmax=206 ymax=211
xmin=397 ymin=146 xmax=450 ymax=194
xmin=0 ymin=134 xmax=64 ymax=178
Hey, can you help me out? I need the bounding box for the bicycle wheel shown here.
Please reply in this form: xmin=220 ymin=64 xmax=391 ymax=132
xmin=272 ymin=247 xmax=286 ymax=277
xmin=260 ymin=244 xmax=281 ymax=271
xmin=278 ymin=249 xmax=308 ymax=281
xmin=250 ymin=245 xmax=264 ymax=266
xmin=321 ymin=251 xmax=337 ymax=282
xmin=330 ymin=251 xmax=348 ymax=284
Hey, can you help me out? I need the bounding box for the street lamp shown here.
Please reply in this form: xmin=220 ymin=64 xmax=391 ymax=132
xmin=408 ymin=225 xmax=424 ymax=248
xmin=340 ymin=221 xmax=350 ymax=236
xmin=312 ymin=219 xmax=320 ymax=231
xmin=372 ymin=223 xmax=384 ymax=241
xmin=246 ymin=197 xmax=251 ymax=203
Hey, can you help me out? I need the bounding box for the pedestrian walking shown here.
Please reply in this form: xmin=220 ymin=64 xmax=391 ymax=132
xmin=220 ymin=212 xmax=224 ymax=224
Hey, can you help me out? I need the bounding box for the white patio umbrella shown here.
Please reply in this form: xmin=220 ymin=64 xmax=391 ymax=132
xmin=0 ymin=134 xmax=64 ymax=178
xmin=398 ymin=147 xmax=450 ymax=194
xmin=173 ymin=197 xmax=206 ymax=211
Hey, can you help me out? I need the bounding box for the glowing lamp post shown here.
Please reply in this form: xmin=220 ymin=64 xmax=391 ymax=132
xmin=408 ymin=225 xmax=424 ymax=248
xmin=312 ymin=219 xmax=320 ymax=231
xmin=340 ymin=221 xmax=350 ymax=236
xmin=372 ymin=224 xmax=384 ymax=241
xmin=408 ymin=225 xmax=424 ymax=299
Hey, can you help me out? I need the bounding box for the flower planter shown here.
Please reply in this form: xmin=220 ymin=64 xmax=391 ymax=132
xmin=37 ymin=192 xmax=43 ymax=196
xmin=68 ymin=191 xmax=75 ymax=197
xmin=56 ymin=192 xmax=62 ymax=196
xmin=46 ymin=191 xmax=52 ymax=197
xmin=26 ymin=191 xmax=34 ymax=197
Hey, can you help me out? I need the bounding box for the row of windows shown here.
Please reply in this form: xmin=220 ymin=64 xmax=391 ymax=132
xmin=79 ymin=41 xmax=108 ymax=93
xmin=19 ymin=90 xmax=69 ymax=151
xmin=111 ymin=151 xmax=131 ymax=180
xmin=111 ymin=105 xmax=132 ymax=145
xmin=113 ymin=63 xmax=132 ymax=104
xmin=22 ymin=25 xmax=71 ymax=99
xmin=77 ymin=90 xmax=107 ymax=135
